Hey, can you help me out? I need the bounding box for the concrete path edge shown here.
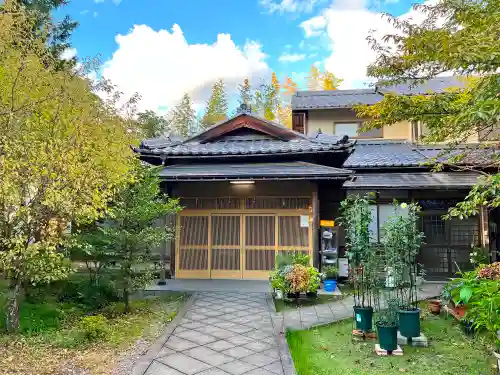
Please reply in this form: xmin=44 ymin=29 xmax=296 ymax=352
xmin=266 ymin=295 xmax=297 ymax=375
xmin=130 ymin=292 xmax=197 ymax=375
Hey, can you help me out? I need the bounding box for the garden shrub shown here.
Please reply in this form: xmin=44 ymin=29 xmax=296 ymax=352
xmin=79 ymin=314 xmax=108 ymax=341
xmin=58 ymin=277 xmax=120 ymax=310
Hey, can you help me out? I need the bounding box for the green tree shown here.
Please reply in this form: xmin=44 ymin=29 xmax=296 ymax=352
xmin=2 ymin=0 xmax=78 ymax=69
xmin=201 ymin=78 xmax=228 ymax=127
xmin=137 ymin=110 xmax=169 ymax=139
xmin=355 ymin=0 xmax=500 ymax=217
xmin=0 ymin=4 xmax=135 ymax=331
xmin=169 ymin=93 xmax=196 ymax=137
xmin=82 ymin=164 xmax=181 ymax=312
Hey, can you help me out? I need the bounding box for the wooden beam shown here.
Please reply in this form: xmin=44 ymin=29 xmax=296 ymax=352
xmin=312 ymin=185 xmax=320 ymax=268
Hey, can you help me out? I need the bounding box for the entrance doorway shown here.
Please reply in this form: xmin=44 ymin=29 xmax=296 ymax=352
xmin=176 ymin=210 xmax=312 ymax=280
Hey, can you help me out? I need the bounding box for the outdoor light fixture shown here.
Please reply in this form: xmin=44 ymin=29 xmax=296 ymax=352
xmin=230 ymin=180 xmax=255 ymax=185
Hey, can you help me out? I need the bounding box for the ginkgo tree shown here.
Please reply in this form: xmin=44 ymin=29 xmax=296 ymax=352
xmin=355 ymin=0 xmax=499 ymax=217
xmin=0 ymin=2 xmax=135 ymax=331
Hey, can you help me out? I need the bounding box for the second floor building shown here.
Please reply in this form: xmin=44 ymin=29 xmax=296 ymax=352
xmin=291 ymin=76 xmax=496 ymax=143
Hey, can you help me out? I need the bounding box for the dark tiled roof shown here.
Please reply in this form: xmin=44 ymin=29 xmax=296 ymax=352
xmin=344 ymin=172 xmax=481 ymax=189
xmin=292 ymin=89 xmax=383 ymax=110
xmin=292 ymin=76 xmax=468 ymax=110
xmin=159 ymin=162 xmax=353 ymax=181
xmin=378 ymin=76 xmax=469 ymax=96
xmin=143 ymin=138 xmax=351 ymax=156
xmin=343 ymin=140 xmax=426 ymax=168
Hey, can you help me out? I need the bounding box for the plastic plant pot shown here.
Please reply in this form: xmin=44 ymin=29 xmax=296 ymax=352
xmin=354 ymin=306 xmax=373 ymax=332
xmin=324 ymin=279 xmax=337 ymax=292
xmin=376 ymin=323 xmax=398 ymax=353
xmin=399 ymin=308 xmax=421 ymax=339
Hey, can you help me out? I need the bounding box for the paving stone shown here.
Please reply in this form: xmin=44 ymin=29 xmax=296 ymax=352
xmin=246 ymin=330 xmax=272 ymax=340
xmin=205 ymin=317 xmax=223 ymax=325
xmin=241 ymin=352 xmax=277 ymax=367
xmin=209 ymin=328 xmax=238 ymax=339
xmin=184 ymin=346 xmax=234 ymax=366
xmin=217 ymin=359 xmax=257 ymax=375
xmin=227 ymin=334 xmax=254 ymax=346
xmin=213 ymin=321 xmax=238 ymax=329
xmin=196 ymin=369 xmax=232 ymax=375
xmin=243 ymin=368 xmax=276 ymax=375
xmin=227 ymin=325 xmax=255 ymax=334
xmin=164 ymin=336 xmax=199 ymax=351
xmin=180 ymin=321 xmax=205 ymax=330
xmin=205 ymin=340 xmax=237 ymax=352
xmin=263 ymin=361 xmax=285 ymax=375
xmin=157 ymin=353 xmax=212 ymax=374
xmin=145 ymin=360 xmax=184 ymax=375
xmin=243 ymin=341 xmax=273 ymax=352
xmin=175 ymin=330 xmax=217 ymax=345
xmin=186 ymin=313 xmax=208 ymax=321
xmin=221 ymin=346 xmax=256 ymax=359
xmin=155 ymin=346 xmax=175 ymax=358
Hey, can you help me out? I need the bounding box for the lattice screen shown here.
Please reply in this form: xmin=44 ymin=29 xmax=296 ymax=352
xmin=211 ymin=216 xmax=240 ymax=270
xmin=244 ymin=216 xmax=276 ymax=271
xmin=179 ymin=216 xmax=209 ymax=270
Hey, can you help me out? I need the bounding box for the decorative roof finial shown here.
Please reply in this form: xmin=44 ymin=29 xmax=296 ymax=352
xmin=237 ymin=103 xmax=252 ymax=114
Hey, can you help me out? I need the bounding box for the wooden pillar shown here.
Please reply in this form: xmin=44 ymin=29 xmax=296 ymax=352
xmin=479 ymin=206 xmax=491 ymax=261
xmin=312 ymin=185 xmax=320 ymax=269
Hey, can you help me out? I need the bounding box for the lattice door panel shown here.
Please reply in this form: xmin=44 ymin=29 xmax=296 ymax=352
xmin=177 ymin=215 xmax=209 ymax=278
xmin=211 ymin=215 xmax=242 ymax=278
xmin=243 ymin=215 xmax=276 ymax=278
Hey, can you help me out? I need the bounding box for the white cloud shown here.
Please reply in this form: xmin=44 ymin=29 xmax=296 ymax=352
xmin=94 ymin=0 xmax=104 ymax=3
xmin=278 ymin=53 xmax=306 ymax=62
xmin=80 ymin=9 xmax=89 ymax=15
xmin=101 ymin=24 xmax=270 ymax=113
xmin=300 ymin=15 xmax=327 ymax=37
xmin=111 ymin=0 xmax=122 ymax=4
xmin=300 ymin=0 xmax=438 ymax=88
xmin=260 ymin=0 xmax=323 ymax=13
xmin=60 ymin=47 xmax=77 ymax=61
xmin=93 ymin=11 xmax=98 ymax=17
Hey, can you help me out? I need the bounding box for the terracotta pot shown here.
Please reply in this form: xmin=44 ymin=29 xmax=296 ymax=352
xmin=453 ymin=305 xmax=467 ymax=318
xmin=428 ymin=300 xmax=441 ymax=315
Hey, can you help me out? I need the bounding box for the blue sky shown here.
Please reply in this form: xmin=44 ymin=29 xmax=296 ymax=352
xmin=55 ymin=0 xmax=424 ymax=113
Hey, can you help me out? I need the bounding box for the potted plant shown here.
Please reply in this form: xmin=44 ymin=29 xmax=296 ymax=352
xmin=427 ymin=299 xmax=441 ymax=314
xmin=381 ymin=202 xmax=424 ymax=341
xmin=339 ymin=194 xmax=379 ymax=333
xmin=285 ymin=264 xmax=310 ymax=299
xmin=376 ymin=297 xmax=399 ymax=353
xmin=306 ymin=267 xmax=321 ymax=297
xmin=323 ymin=266 xmax=338 ymax=292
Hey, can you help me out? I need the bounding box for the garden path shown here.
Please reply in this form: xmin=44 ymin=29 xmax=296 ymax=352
xmin=279 ymin=282 xmax=446 ymax=330
xmin=135 ymin=292 xmax=295 ymax=375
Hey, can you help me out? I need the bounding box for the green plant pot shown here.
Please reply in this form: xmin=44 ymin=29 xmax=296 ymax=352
xmin=376 ymin=323 xmax=398 ymax=352
xmin=398 ymin=308 xmax=420 ymax=339
xmin=353 ymin=306 xmax=373 ymax=332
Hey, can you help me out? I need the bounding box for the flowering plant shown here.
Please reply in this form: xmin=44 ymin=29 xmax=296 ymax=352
xmin=469 ymin=246 xmax=490 ymax=266
xmin=477 ymin=262 xmax=500 ymax=280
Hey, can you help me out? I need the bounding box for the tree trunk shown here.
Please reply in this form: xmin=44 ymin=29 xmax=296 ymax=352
xmin=6 ymin=280 xmax=21 ymax=333
xmin=123 ymin=287 xmax=130 ymax=313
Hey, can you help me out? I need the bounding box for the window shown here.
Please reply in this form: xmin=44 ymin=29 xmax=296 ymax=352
xmin=334 ymin=122 xmax=383 ymax=138
xmin=369 ymin=203 xmax=409 ymax=242
xmin=411 ymin=121 xmax=429 ymax=142
xmin=334 ymin=122 xmax=359 ymax=137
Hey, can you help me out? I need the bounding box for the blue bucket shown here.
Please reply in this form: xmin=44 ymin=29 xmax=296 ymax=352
xmin=324 ymin=279 xmax=337 ymax=292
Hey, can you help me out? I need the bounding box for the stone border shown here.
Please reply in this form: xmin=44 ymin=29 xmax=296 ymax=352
xmin=130 ymin=292 xmax=197 ymax=375
xmin=266 ymin=295 xmax=297 ymax=375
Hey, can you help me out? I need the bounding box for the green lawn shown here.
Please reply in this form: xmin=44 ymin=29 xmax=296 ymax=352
xmin=287 ymin=313 xmax=495 ymax=375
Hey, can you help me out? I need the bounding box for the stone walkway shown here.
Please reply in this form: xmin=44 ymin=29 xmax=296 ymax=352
xmin=142 ymin=292 xmax=289 ymax=375
xmin=280 ymin=282 xmax=445 ymax=330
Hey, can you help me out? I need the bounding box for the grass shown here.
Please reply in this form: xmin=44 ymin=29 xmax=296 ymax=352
xmin=0 ymin=277 xmax=187 ymax=375
xmin=287 ymin=312 xmax=495 ymax=375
